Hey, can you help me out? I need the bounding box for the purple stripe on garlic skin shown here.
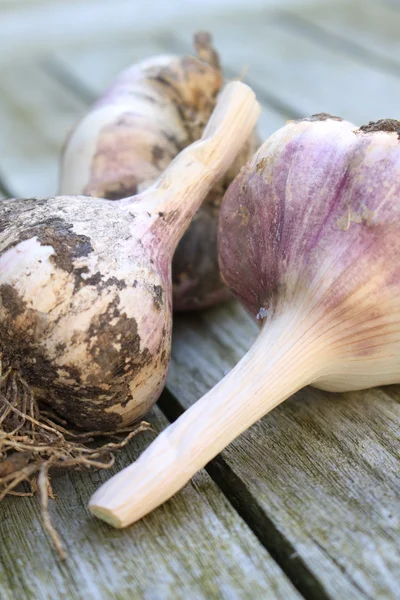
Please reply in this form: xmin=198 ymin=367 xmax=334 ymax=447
xmin=88 ymin=114 xmax=400 ymax=528
xmin=220 ymin=116 xmax=400 ymax=390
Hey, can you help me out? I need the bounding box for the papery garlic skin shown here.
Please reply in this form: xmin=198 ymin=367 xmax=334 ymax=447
xmin=220 ymin=115 xmax=400 ymax=390
xmin=60 ymin=33 xmax=259 ymax=311
xmin=59 ymin=53 xmax=218 ymax=199
xmin=0 ymin=198 xmax=171 ymax=430
xmin=0 ymin=82 xmax=260 ymax=430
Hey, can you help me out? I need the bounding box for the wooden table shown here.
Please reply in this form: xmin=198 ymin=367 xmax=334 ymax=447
xmin=0 ymin=0 xmax=399 ymax=598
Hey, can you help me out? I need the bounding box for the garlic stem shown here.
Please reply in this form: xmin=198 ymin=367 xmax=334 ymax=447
xmin=89 ymin=309 xmax=324 ymax=528
xmin=123 ymin=81 xmax=261 ymax=256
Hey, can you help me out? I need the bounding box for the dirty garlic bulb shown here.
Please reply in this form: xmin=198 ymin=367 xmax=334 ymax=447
xmin=59 ymin=32 xmax=259 ymax=311
xmin=0 ymin=82 xmax=260 ymax=430
xmin=89 ymin=114 xmax=400 ymax=527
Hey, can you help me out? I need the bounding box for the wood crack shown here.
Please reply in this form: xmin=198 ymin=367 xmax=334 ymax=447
xmin=308 ymin=534 xmax=375 ymax=600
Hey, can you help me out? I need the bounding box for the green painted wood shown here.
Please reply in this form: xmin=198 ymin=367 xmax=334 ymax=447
xmin=0 ymin=407 xmax=300 ymax=600
xmin=167 ymin=303 xmax=400 ymax=600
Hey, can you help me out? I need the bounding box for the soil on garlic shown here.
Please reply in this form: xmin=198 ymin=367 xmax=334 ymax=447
xmin=0 ymin=198 xmax=161 ymax=555
xmin=0 ymin=78 xmax=262 ymax=548
xmin=0 ymin=196 xmax=170 ymax=431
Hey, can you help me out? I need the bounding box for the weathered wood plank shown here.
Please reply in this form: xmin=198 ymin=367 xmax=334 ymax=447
xmin=0 ymin=407 xmax=300 ymax=600
xmin=285 ymin=0 xmax=400 ymax=73
xmin=0 ymin=60 xmax=85 ymax=196
xmin=167 ymin=303 xmax=400 ymax=600
xmin=0 ymin=0 xmax=331 ymax=66
xmin=170 ymin=11 xmax=400 ymax=125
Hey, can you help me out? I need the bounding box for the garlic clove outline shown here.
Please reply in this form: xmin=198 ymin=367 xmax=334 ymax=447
xmin=89 ymin=114 xmax=400 ymax=527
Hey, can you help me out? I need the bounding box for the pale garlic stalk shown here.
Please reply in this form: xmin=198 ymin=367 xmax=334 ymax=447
xmin=59 ymin=32 xmax=259 ymax=311
xmin=0 ymin=82 xmax=260 ymax=431
xmin=89 ymin=114 xmax=400 ymax=527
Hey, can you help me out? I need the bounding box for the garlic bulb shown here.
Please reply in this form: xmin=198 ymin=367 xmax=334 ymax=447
xmin=59 ymin=32 xmax=259 ymax=311
xmin=0 ymin=82 xmax=260 ymax=430
xmin=89 ymin=114 xmax=400 ymax=527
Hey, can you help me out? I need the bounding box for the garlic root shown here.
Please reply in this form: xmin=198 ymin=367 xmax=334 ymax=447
xmin=89 ymin=114 xmax=400 ymax=527
xmin=60 ymin=32 xmax=259 ymax=311
xmin=0 ymin=364 xmax=152 ymax=558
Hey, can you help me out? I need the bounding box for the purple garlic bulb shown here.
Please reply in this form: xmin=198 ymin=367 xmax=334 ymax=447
xmin=89 ymin=114 xmax=400 ymax=528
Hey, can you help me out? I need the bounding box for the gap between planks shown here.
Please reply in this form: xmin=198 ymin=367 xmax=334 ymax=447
xmin=0 ymin=172 xmax=13 ymax=198
xmin=158 ymin=391 xmax=332 ymax=600
xmin=1 ymin=407 xmax=297 ymax=600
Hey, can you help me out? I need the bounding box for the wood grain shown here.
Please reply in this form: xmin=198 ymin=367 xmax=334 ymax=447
xmin=0 ymin=407 xmax=300 ymax=600
xmin=285 ymin=0 xmax=400 ymax=73
xmin=168 ymin=303 xmax=400 ymax=600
